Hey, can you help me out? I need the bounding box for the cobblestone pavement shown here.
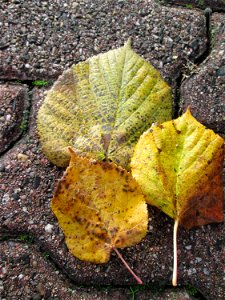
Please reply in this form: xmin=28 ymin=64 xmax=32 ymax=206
xmin=0 ymin=1 xmax=224 ymax=299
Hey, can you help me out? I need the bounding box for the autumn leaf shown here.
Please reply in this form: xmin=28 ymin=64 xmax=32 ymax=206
xmin=37 ymin=40 xmax=172 ymax=168
xmin=131 ymin=108 xmax=224 ymax=285
xmin=51 ymin=148 xmax=148 ymax=283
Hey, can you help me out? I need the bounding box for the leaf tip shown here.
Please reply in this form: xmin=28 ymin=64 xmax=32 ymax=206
xmin=125 ymin=38 xmax=132 ymax=49
xmin=67 ymin=146 xmax=74 ymax=155
xmin=186 ymin=106 xmax=192 ymax=115
xmin=67 ymin=147 xmax=77 ymax=161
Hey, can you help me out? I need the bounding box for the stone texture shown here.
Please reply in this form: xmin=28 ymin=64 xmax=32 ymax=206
xmin=0 ymin=241 xmax=196 ymax=300
xmin=0 ymin=88 xmax=224 ymax=300
xmin=136 ymin=288 xmax=193 ymax=299
xmin=180 ymin=13 xmax=225 ymax=133
xmin=0 ymin=0 xmax=207 ymax=85
xmin=0 ymin=1 xmax=224 ymax=300
xmin=0 ymin=84 xmax=29 ymax=154
xmin=0 ymin=241 xmax=131 ymax=300
xmin=163 ymin=0 xmax=225 ymax=11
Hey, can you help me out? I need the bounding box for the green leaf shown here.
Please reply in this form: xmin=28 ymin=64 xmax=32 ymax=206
xmin=37 ymin=40 xmax=172 ymax=168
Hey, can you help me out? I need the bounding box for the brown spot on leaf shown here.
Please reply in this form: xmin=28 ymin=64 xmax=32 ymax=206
xmin=101 ymin=133 xmax=111 ymax=151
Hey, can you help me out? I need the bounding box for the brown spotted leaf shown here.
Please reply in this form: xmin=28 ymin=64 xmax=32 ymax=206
xmin=51 ymin=148 xmax=148 ymax=264
xmin=37 ymin=40 xmax=172 ymax=168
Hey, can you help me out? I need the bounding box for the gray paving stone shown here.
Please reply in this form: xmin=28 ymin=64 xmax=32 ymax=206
xmin=0 ymin=88 xmax=224 ymax=300
xmin=0 ymin=0 xmax=207 ymax=86
xmin=180 ymin=13 xmax=225 ymax=133
xmin=162 ymin=0 xmax=225 ymax=11
xmin=0 ymin=84 xmax=29 ymax=154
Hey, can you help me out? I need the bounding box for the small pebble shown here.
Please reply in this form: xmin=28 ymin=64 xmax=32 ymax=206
xmin=45 ymin=224 xmax=54 ymax=233
xmin=185 ymin=245 xmax=192 ymax=250
xmin=0 ymin=164 xmax=5 ymax=172
xmin=17 ymin=153 xmax=29 ymax=161
xmin=18 ymin=274 xmax=24 ymax=279
xmin=187 ymin=268 xmax=196 ymax=275
xmin=32 ymin=293 xmax=42 ymax=300
xmin=12 ymin=193 xmax=20 ymax=200
xmin=33 ymin=176 xmax=41 ymax=189
xmin=195 ymin=257 xmax=202 ymax=263
xmin=32 ymin=260 xmax=38 ymax=268
xmin=5 ymin=114 xmax=11 ymax=121
xmin=203 ymin=268 xmax=210 ymax=275
xmin=216 ymin=65 xmax=225 ymax=77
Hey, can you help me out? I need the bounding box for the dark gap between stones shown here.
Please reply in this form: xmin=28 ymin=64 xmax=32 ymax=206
xmin=173 ymin=73 xmax=183 ymax=118
xmin=0 ymin=79 xmax=53 ymax=90
xmin=0 ymin=83 xmax=33 ymax=157
xmin=173 ymin=7 xmax=213 ymax=119
xmin=159 ymin=1 xmax=225 ymax=13
xmin=0 ymin=79 xmax=53 ymax=157
xmin=192 ymin=8 xmax=212 ymax=65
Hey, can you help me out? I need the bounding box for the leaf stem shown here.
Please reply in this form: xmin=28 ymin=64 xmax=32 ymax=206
xmin=113 ymin=247 xmax=143 ymax=285
xmin=172 ymin=219 xmax=179 ymax=286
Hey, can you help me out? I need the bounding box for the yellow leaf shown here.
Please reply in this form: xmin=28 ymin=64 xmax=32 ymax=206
xmin=131 ymin=109 xmax=224 ymax=286
xmin=131 ymin=108 xmax=224 ymax=229
xmin=51 ymin=148 xmax=148 ymax=263
xmin=37 ymin=40 xmax=172 ymax=168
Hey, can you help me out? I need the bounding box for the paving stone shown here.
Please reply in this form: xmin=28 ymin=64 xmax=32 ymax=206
xmin=0 ymin=0 xmax=207 ymax=86
xmin=0 ymin=240 xmax=131 ymax=299
xmin=0 ymin=1 xmax=224 ymax=299
xmin=0 ymin=240 xmax=198 ymax=299
xmin=0 ymin=88 xmax=224 ymax=300
xmin=0 ymin=84 xmax=30 ymax=154
xmin=136 ymin=288 xmax=194 ymax=299
xmin=180 ymin=13 xmax=225 ymax=133
xmin=162 ymin=0 xmax=225 ymax=11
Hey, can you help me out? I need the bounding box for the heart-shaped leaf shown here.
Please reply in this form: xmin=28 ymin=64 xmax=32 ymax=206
xmin=131 ymin=109 xmax=224 ymax=285
xmin=131 ymin=108 xmax=224 ymax=229
xmin=37 ymin=40 xmax=172 ymax=168
xmin=51 ymin=148 xmax=148 ymax=267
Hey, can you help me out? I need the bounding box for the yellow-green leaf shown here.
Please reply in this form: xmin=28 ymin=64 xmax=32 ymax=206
xmin=37 ymin=40 xmax=172 ymax=168
xmin=51 ymin=148 xmax=148 ymax=263
xmin=131 ymin=109 xmax=224 ymax=229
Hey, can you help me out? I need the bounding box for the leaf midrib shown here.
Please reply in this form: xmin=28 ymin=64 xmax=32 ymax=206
xmin=104 ymin=44 xmax=129 ymax=159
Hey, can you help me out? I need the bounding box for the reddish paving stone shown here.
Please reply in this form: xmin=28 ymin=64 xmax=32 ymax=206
xmin=0 ymin=240 xmax=195 ymax=299
xmin=0 ymin=0 xmax=207 ymax=86
xmin=0 ymin=87 xmax=224 ymax=299
xmin=180 ymin=13 xmax=225 ymax=133
xmin=0 ymin=241 xmax=131 ymax=300
xmin=163 ymin=0 xmax=225 ymax=11
xmin=0 ymin=84 xmax=29 ymax=154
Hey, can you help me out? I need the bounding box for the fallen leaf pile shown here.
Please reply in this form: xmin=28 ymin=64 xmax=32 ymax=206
xmin=37 ymin=41 xmax=224 ymax=286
